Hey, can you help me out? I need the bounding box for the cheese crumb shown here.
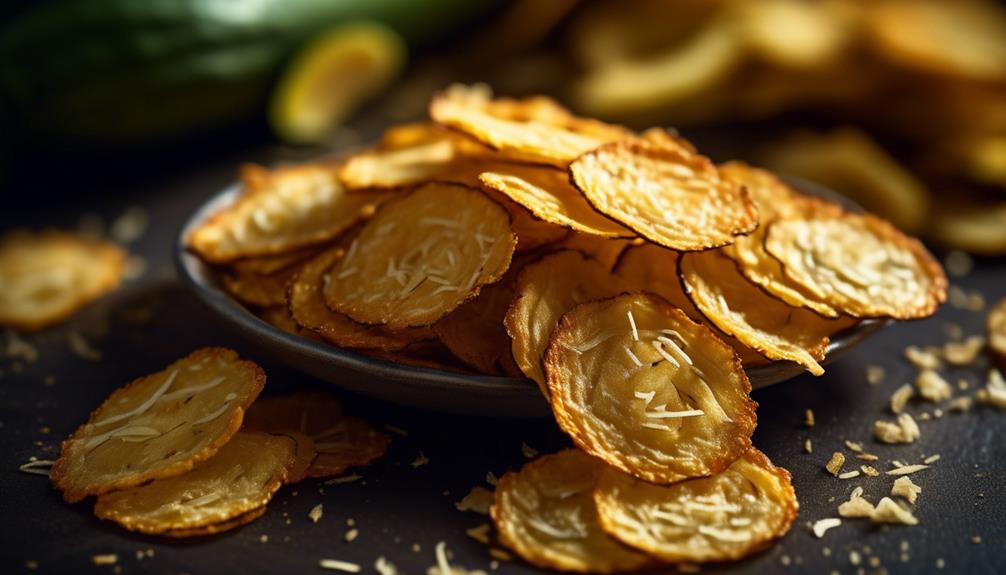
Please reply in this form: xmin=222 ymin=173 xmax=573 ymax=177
xmin=309 ymin=504 xmax=323 ymax=523
xmin=871 ymin=497 xmax=918 ymax=525
xmin=521 ymin=442 xmax=538 ymax=459
xmin=92 ymin=554 xmax=118 ymax=566
xmin=838 ymin=490 xmax=875 ymax=518
xmin=344 ymin=528 xmax=359 ymax=542
xmin=946 ymin=396 xmax=974 ymax=412
xmin=412 ymin=452 xmax=430 ymax=467
xmin=844 ymin=440 xmax=863 ymax=452
xmin=866 ymin=365 xmax=885 ymax=385
xmin=805 ymin=409 xmax=815 ymax=427
xmin=874 ymin=413 xmax=920 ymax=444
xmin=856 ymin=453 xmax=879 ymax=461
xmin=861 ymin=465 xmax=880 ymax=477
xmin=839 ymin=470 xmax=861 ymax=479
xmin=456 ymin=487 xmax=494 ymax=514
xmin=319 ymin=559 xmax=362 ymax=572
xmin=891 ymin=476 xmax=922 ymax=504
xmin=889 ymin=384 xmax=914 ymax=414
xmin=904 ymin=346 xmax=940 ymax=369
xmin=804 ymin=438 xmax=813 ymax=454
xmin=325 ymin=474 xmax=363 ymax=485
xmin=812 ymin=518 xmax=842 ymax=538
xmin=944 ymin=251 xmax=973 ymax=277
xmin=465 ymin=523 xmax=491 ymax=544
xmin=825 ymin=452 xmax=845 ymax=476
xmin=375 ymin=557 xmax=399 ymax=575
xmin=485 ymin=471 xmax=499 ymax=486
xmin=923 ymin=454 xmax=941 ymax=465
xmin=886 ymin=464 xmax=929 ymax=476
xmin=943 ymin=335 xmax=985 ymax=365
xmin=976 ymin=369 xmax=1006 ymax=408
xmin=488 ymin=548 xmax=511 ymax=561
xmin=916 ymin=370 xmax=952 ymax=402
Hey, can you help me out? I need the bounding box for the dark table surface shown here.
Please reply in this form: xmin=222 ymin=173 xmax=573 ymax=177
xmin=1 ymin=120 xmax=1004 ymax=575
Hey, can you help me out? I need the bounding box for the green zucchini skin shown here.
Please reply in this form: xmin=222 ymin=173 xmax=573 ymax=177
xmin=0 ymin=0 xmax=501 ymax=146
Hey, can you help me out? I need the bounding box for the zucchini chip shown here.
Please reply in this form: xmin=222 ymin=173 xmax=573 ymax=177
xmin=162 ymin=506 xmax=267 ymax=538
xmin=765 ymin=213 xmax=947 ymax=319
xmin=94 ymin=431 xmax=297 ymax=535
xmin=594 ymin=448 xmax=798 ymax=563
xmin=680 ymin=250 xmax=857 ymax=376
xmin=570 ymin=139 xmax=758 ymax=251
xmin=324 ymin=182 xmax=517 ymax=330
xmin=492 ymin=449 xmax=653 ymax=573
xmin=544 ymin=293 xmax=756 ymax=484
xmin=505 ymin=250 xmax=629 ymax=395
xmin=0 ymin=230 xmax=125 ymax=330
xmin=51 ymin=348 xmax=266 ymax=503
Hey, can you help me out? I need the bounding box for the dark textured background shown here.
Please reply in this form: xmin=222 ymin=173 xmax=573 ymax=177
xmin=0 ymin=121 xmax=1004 ymax=574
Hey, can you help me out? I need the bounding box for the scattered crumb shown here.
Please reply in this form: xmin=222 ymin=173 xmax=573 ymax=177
xmin=805 ymin=409 xmax=815 ymax=427
xmin=67 ymin=330 xmax=102 ymax=361
xmin=976 ymin=369 xmax=1006 ymax=408
xmin=92 ymin=554 xmax=118 ymax=566
xmin=966 ymin=291 xmax=985 ymax=311
xmin=488 ymin=548 xmax=511 ymax=561
xmin=886 ymin=464 xmax=930 ymax=476
xmin=892 ymin=476 xmax=922 ymax=504
xmin=856 ymin=453 xmax=879 ymax=462
xmin=861 ymin=465 xmax=880 ymax=477
xmin=972 ymin=535 xmax=982 ymax=544
xmin=838 ymin=470 xmax=861 ymax=480
xmin=309 ymin=504 xmax=323 ymax=523
xmin=456 ymin=487 xmax=494 ymax=514
xmin=948 ymin=285 xmax=968 ymax=308
xmin=485 ymin=471 xmax=499 ymax=486
xmin=947 ymin=396 xmax=974 ymax=412
xmin=344 ymin=528 xmax=359 ymax=542
xmin=874 ymin=413 xmax=920 ymax=444
xmin=904 ymin=346 xmax=940 ymax=369
xmin=889 ymin=384 xmax=914 ymax=414
xmin=325 ymin=474 xmax=363 ymax=485
xmin=916 ymin=370 xmax=953 ymax=402
xmin=812 ymin=518 xmax=842 ymax=538
xmin=385 ymin=424 xmax=408 ymax=436
xmin=838 ymin=488 xmax=875 ymax=518
xmin=943 ymin=322 xmax=964 ymax=340
xmin=465 ymin=523 xmax=491 ymax=544
xmin=412 ymin=452 xmax=430 ymax=468
xmin=520 ymin=442 xmax=538 ymax=459
xmin=943 ymin=251 xmax=973 ymax=277
xmin=804 ymin=438 xmax=813 ymax=454
xmin=850 ymin=550 xmax=862 ymax=566
xmin=4 ymin=329 xmax=38 ymax=362
xmin=25 ymin=560 xmax=38 ymax=570
xmin=347 ymin=518 xmax=356 ymax=527
xmin=781 ymin=555 xmax=791 ymax=566
xmin=110 ymin=206 xmax=149 ymax=244
xmin=123 ymin=255 xmax=147 ymax=280
xmin=428 ymin=541 xmax=487 ymax=575
xmin=943 ymin=336 xmax=985 ymax=366
xmin=844 ymin=440 xmax=863 ymax=452
xmin=923 ymin=454 xmax=941 ymax=465
xmin=319 ymin=559 xmax=362 ymax=573
xmin=936 ymin=558 xmax=945 ymax=569
xmin=866 ymin=365 xmax=885 ymax=385
xmin=375 ymin=557 xmax=399 ymax=575
xmin=259 ymin=534 xmax=269 ymax=543
xmin=871 ymin=497 xmax=918 ymax=525
xmin=412 ymin=544 xmax=422 ymax=553
xmin=826 ymin=452 xmax=845 ymax=476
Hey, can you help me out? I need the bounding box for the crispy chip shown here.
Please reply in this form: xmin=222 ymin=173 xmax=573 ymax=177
xmin=593 ymin=448 xmax=798 ymax=563
xmin=0 ymin=230 xmax=126 ymax=330
xmin=544 ymin=293 xmax=756 ymax=484
xmin=51 ymin=348 xmax=265 ymax=502
xmin=555 ymin=234 xmax=639 ymax=271
xmin=258 ymin=306 xmax=312 ymax=338
xmin=243 ymin=392 xmax=390 ymax=479
xmin=613 ymin=244 xmax=770 ymax=367
xmin=570 ymin=138 xmax=758 ymax=250
xmin=492 ymin=449 xmax=653 ymax=573
xmin=735 ymin=0 xmax=853 ymax=70
xmin=505 ymin=250 xmax=629 ymax=395
xmin=93 ymin=431 xmax=296 ymax=534
xmin=478 ymin=164 xmax=632 ymax=238
xmin=717 ymin=162 xmax=843 ymax=318
xmin=229 ymin=245 xmax=321 ymax=276
xmin=484 ymin=190 xmax=569 ymax=252
xmin=765 ymin=213 xmax=947 ymax=319
xmin=430 ymin=84 xmax=632 ymax=165
xmin=219 ymin=264 xmax=298 ymax=308
xmin=289 ymin=247 xmax=432 ymax=350
xmin=163 ymin=506 xmax=267 ymax=538
xmin=680 ymin=250 xmax=858 ymax=375
xmin=989 ymin=298 xmax=1006 ymax=372
xmin=324 ymin=182 xmax=517 ymax=330
xmin=361 ymin=340 xmax=474 ymax=374
xmin=189 ymin=163 xmax=388 ymax=263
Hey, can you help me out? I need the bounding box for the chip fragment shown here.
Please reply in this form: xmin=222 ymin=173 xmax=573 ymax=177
xmin=544 ymin=293 xmax=757 ymax=483
xmin=243 ymin=392 xmax=390 ymax=478
xmin=505 ymin=250 xmax=629 ymax=395
xmin=93 ymin=431 xmax=296 ymax=535
xmin=765 ymin=213 xmax=947 ymax=319
xmin=988 ymin=298 xmax=1006 ymax=372
xmin=51 ymin=348 xmax=266 ymax=502
xmin=324 ymin=182 xmax=517 ymax=330
xmin=593 ymin=448 xmax=798 ymax=563
xmin=491 ymin=449 xmax=653 ymax=573
xmin=680 ymin=250 xmax=857 ymax=375
xmin=189 ymin=163 xmax=388 ymax=263
xmin=570 ymin=138 xmax=758 ymax=250
xmin=0 ymin=230 xmax=126 ymax=330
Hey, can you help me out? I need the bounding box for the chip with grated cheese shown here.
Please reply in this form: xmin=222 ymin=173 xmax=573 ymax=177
xmin=0 ymin=230 xmax=126 ymax=330
xmin=51 ymin=348 xmax=265 ymax=503
xmin=593 ymin=448 xmax=798 ymax=563
xmin=491 ymin=449 xmax=653 ymax=573
xmin=165 ymin=506 xmax=267 ymax=538
xmin=544 ymin=293 xmax=757 ymax=484
xmin=323 ymin=182 xmax=517 ymax=330
xmin=680 ymin=250 xmax=858 ymax=375
xmin=569 ymin=138 xmax=759 ymax=251
xmin=243 ymin=392 xmax=390 ymax=479
xmin=555 ymin=234 xmax=639 ymax=270
xmin=94 ymin=431 xmax=296 ymax=535
xmin=764 ymin=213 xmax=947 ymax=319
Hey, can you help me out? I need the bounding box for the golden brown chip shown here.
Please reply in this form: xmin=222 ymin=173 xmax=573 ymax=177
xmin=324 ymin=182 xmax=517 ymax=330
xmin=478 ymin=164 xmax=632 ymax=238
xmin=228 ymin=245 xmax=321 ymax=276
xmin=989 ymin=298 xmax=1006 ymax=372
xmin=484 ymin=190 xmax=570 ymax=252
xmin=430 ymin=84 xmax=632 ymax=165
xmin=243 ymin=392 xmax=390 ymax=479
xmin=51 ymin=348 xmax=266 ymax=503
xmin=613 ymin=244 xmax=770 ymax=368
xmin=492 ymin=449 xmax=654 ymax=573
xmin=258 ymin=306 xmax=310 ymax=337
xmin=765 ymin=213 xmax=947 ymax=319
xmin=0 ymin=230 xmax=126 ymax=330
xmin=93 ymin=431 xmax=296 ymax=534
xmin=163 ymin=506 xmax=268 ymax=538
xmin=505 ymin=250 xmax=629 ymax=395
xmin=717 ymin=162 xmax=843 ymax=318
xmin=219 ymin=264 xmax=298 ymax=308
xmin=361 ymin=340 xmax=475 ymax=374
xmin=337 ymin=127 xmax=473 ymax=191
xmin=680 ymin=250 xmax=857 ymax=376
xmin=593 ymin=448 xmax=798 ymax=563
xmin=555 ymin=234 xmax=639 ymax=271
xmin=570 ymin=138 xmax=758 ymax=251
xmin=288 ymin=247 xmax=432 ymax=350
xmin=189 ymin=163 xmax=388 ymax=263
xmin=735 ymin=0 xmax=854 ymax=70
xmin=544 ymin=293 xmax=756 ymax=484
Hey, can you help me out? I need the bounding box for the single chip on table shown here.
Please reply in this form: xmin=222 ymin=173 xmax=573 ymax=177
xmin=188 ymin=163 xmax=388 ymax=263
xmin=544 ymin=292 xmax=757 ymax=484
xmin=51 ymin=348 xmax=266 ymax=503
xmin=492 ymin=449 xmax=653 ymax=573
xmin=93 ymin=431 xmax=297 ymax=535
xmin=680 ymin=250 xmax=858 ymax=376
xmin=505 ymin=250 xmax=629 ymax=395
xmin=478 ymin=164 xmax=632 ymax=238
xmin=243 ymin=392 xmax=390 ymax=479
xmin=764 ymin=213 xmax=947 ymax=319
xmin=570 ymin=138 xmax=759 ymax=251
xmin=288 ymin=246 xmax=433 ymax=350
xmin=0 ymin=230 xmax=126 ymax=330
xmin=593 ymin=448 xmax=798 ymax=563
xmin=323 ymin=182 xmax=517 ymax=330
xmin=989 ymin=298 xmax=1006 ymax=372
xmin=613 ymin=244 xmax=769 ymax=368
xmin=717 ymin=162 xmax=843 ymax=318
xmin=429 ymin=83 xmax=632 ymax=165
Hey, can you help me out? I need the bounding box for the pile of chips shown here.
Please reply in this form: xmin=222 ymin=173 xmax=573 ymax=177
xmin=187 ymin=85 xmax=947 ymax=565
xmin=51 ymin=348 xmax=389 ymax=537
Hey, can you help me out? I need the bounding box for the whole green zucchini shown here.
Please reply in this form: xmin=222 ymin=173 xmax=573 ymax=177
xmin=0 ymin=0 xmax=500 ymax=146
